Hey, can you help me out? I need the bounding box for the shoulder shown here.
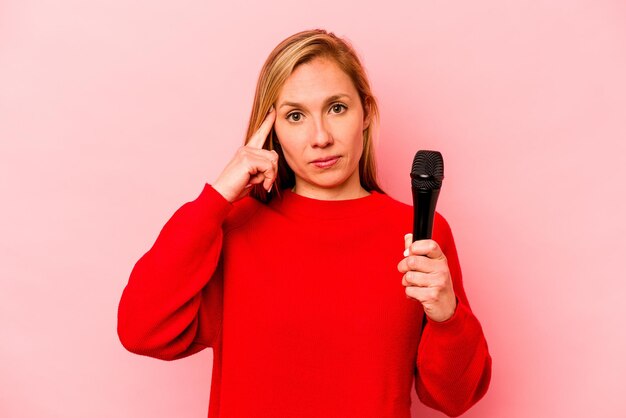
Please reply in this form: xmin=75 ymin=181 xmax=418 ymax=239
xmin=433 ymin=211 xmax=456 ymax=255
xmin=223 ymin=195 xmax=265 ymax=232
xmin=371 ymin=192 xmax=413 ymax=217
xmin=375 ymin=192 xmax=455 ymax=249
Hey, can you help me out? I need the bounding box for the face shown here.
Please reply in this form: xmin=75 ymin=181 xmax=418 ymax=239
xmin=273 ymin=57 xmax=369 ymax=199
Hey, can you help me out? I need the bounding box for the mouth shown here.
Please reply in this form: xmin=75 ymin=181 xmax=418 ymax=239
xmin=311 ymin=156 xmax=340 ymax=168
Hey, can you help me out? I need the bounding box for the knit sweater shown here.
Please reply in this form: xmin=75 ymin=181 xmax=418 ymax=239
xmin=117 ymin=184 xmax=491 ymax=417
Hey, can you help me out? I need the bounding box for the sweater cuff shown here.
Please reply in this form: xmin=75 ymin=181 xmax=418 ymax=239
xmin=192 ymin=183 xmax=233 ymax=224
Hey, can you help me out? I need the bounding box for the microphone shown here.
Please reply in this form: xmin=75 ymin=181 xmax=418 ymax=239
xmin=411 ymin=150 xmax=444 ymax=241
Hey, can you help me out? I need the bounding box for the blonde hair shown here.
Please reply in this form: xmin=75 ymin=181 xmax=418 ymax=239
xmin=245 ymin=29 xmax=384 ymax=202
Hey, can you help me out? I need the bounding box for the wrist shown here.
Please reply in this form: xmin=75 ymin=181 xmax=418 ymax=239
xmin=212 ymin=181 xmax=237 ymax=203
xmin=426 ymin=296 xmax=458 ymax=323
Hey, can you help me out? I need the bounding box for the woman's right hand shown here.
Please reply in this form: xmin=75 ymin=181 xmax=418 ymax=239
xmin=213 ymin=107 xmax=278 ymax=203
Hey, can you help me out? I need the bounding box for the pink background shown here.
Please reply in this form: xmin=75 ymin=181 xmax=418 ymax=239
xmin=2 ymin=1 xmax=625 ymax=417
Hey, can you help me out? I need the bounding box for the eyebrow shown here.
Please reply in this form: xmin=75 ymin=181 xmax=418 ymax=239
xmin=278 ymin=94 xmax=350 ymax=109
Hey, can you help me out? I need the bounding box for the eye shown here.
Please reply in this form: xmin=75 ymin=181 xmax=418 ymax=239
xmin=330 ymin=103 xmax=347 ymax=114
xmin=286 ymin=111 xmax=303 ymax=122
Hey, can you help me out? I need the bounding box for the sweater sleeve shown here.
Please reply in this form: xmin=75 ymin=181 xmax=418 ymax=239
xmin=414 ymin=214 xmax=492 ymax=417
xmin=117 ymin=184 xmax=231 ymax=361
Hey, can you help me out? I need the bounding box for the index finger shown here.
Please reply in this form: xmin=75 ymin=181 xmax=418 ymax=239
xmin=409 ymin=239 xmax=444 ymax=259
xmin=247 ymin=106 xmax=276 ymax=149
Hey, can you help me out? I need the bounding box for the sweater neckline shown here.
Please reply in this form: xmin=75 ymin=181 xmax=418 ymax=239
xmin=274 ymin=188 xmax=383 ymax=220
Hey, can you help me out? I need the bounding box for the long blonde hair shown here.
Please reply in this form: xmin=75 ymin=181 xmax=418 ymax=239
xmin=245 ymin=29 xmax=384 ymax=202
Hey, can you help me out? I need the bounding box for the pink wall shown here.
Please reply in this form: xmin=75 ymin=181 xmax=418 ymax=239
xmin=2 ymin=0 xmax=625 ymax=417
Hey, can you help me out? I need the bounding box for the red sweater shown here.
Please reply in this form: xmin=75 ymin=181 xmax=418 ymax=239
xmin=118 ymin=184 xmax=491 ymax=417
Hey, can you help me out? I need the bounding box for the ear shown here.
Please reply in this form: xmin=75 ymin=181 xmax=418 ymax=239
xmin=362 ymin=99 xmax=371 ymax=130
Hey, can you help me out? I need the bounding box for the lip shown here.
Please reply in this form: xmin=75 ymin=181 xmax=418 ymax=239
xmin=311 ymin=156 xmax=340 ymax=168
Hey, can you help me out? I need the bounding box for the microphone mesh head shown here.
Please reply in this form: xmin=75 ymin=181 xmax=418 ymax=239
xmin=411 ymin=150 xmax=444 ymax=189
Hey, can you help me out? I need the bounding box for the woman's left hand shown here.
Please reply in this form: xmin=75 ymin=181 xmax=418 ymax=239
xmin=398 ymin=234 xmax=457 ymax=322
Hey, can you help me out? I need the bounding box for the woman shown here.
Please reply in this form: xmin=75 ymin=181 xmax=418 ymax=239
xmin=118 ymin=29 xmax=491 ymax=417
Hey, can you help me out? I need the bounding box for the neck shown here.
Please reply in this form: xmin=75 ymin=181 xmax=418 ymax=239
xmin=292 ymin=174 xmax=370 ymax=201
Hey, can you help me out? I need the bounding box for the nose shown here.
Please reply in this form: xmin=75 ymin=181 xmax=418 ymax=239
xmin=311 ymin=117 xmax=334 ymax=148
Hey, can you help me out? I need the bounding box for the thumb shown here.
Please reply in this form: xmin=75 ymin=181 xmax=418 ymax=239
xmin=404 ymin=233 xmax=413 ymax=255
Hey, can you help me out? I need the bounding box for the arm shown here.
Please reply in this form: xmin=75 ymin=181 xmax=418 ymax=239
xmin=401 ymin=215 xmax=492 ymax=416
xmin=118 ymin=108 xmax=278 ymax=361
xmin=117 ymin=184 xmax=231 ymax=361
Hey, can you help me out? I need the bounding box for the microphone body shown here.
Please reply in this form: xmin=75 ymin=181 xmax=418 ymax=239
xmin=411 ymin=150 xmax=444 ymax=242
xmin=412 ymin=188 xmax=441 ymax=240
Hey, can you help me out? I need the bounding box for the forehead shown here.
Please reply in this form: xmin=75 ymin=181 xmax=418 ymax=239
xmin=278 ymin=57 xmax=358 ymax=102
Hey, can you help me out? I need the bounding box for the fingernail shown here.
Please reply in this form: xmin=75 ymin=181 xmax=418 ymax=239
xmin=403 ymin=249 xmax=409 ymax=257
xmin=268 ymin=184 xmax=273 ymax=193
xmin=269 ymin=105 xmax=274 ymax=113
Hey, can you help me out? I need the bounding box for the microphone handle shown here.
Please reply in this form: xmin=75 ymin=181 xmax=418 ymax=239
xmin=412 ymin=187 xmax=441 ymax=242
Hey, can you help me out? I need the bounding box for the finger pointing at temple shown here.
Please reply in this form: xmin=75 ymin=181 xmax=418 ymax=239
xmin=247 ymin=106 xmax=276 ymax=149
